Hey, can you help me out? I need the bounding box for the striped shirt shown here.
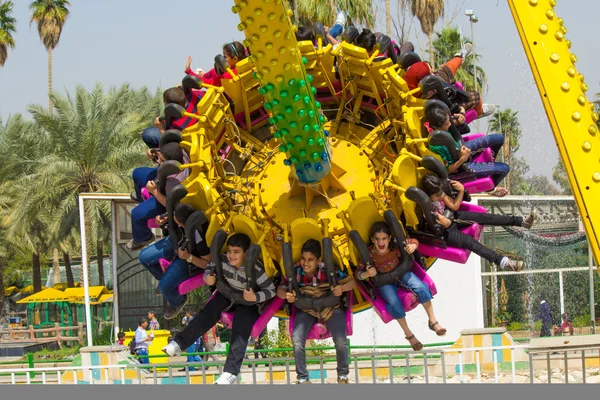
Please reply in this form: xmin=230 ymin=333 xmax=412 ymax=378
xmin=204 ymin=254 xmax=276 ymax=303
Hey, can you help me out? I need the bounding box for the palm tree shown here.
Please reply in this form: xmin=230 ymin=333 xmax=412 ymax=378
xmin=385 ymin=0 xmax=391 ymax=36
xmin=409 ymin=0 xmax=444 ymax=68
xmin=431 ymin=25 xmax=487 ymax=93
xmin=0 ymin=1 xmax=16 ymax=67
xmin=16 ymin=83 xmax=155 ymax=287
xmin=29 ymin=0 xmax=71 ymax=113
xmin=0 ymin=115 xmax=49 ymax=294
xmin=294 ymin=0 xmax=375 ymax=28
xmin=488 ymin=108 xmax=522 ymax=191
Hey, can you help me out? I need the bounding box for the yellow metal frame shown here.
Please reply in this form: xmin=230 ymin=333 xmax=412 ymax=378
xmin=507 ymin=0 xmax=600 ymax=268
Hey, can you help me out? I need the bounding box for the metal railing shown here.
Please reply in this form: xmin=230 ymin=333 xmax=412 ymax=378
xmin=1 ymin=342 xmax=598 ymax=385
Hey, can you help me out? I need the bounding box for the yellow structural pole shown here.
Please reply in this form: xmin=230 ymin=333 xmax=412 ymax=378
xmin=507 ymin=0 xmax=600 ymax=271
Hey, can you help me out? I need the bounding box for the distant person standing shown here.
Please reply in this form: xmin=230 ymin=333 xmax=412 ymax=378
xmin=148 ymin=311 xmax=160 ymax=331
xmin=135 ymin=318 xmax=153 ymax=364
xmin=203 ymin=324 xmax=220 ymax=363
xmin=536 ymin=297 xmax=554 ymax=337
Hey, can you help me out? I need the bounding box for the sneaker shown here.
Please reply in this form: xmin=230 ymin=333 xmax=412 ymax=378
xmin=337 ymin=375 xmax=349 ymax=384
xmin=334 ymin=11 xmax=347 ymax=28
xmin=295 ymin=378 xmax=311 ymax=384
xmin=522 ymin=209 xmax=537 ymax=229
xmin=477 ymin=103 xmax=497 ymax=119
xmin=455 ymin=42 xmax=473 ymax=59
xmin=125 ymin=233 xmax=155 ymax=251
xmin=162 ymin=341 xmax=182 ymax=357
xmin=130 ymin=191 xmax=140 ymax=203
xmin=215 ymin=372 xmax=238 ymax=385
xmin=155 ymin=286 xmax=162 ymax=296
xmin=164 ymin=295 xmax=189 ymax=320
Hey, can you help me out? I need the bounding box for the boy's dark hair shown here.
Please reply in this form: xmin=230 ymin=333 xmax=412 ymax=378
xmin=117 ymin=332 xmax=125 ymax=338
xmin=223 ymin=41 xmax=248 ymax=61
xmin=174 ymin=203 xmax=195 ymax=224
xmin=425 ymin=106 xmax=450 ymax=130
xmin=301 ymin=239 xmax=321 ymax=259
xmin=227 ymin=233 xmax=251 ymax=252
xmin=147 ymin=311 xmax=155 ymax=316
xmin=421 ymin=174 xmax=444 ymax=197
xmin=163 ymin=87 xmax=186 ymax=107
xmin=296 ymin=25 xmax=315 ymax=42
xmin=138 ymin=317 xmax=148 ymax=326
xmin=355 ymin=29 xmax=377 ymax=53
xmin=160 ymin=142 xmax=184 ymax=163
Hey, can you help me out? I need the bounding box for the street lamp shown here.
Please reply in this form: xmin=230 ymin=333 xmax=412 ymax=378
xmin=466 ymin=10 xmax=479 ymax=130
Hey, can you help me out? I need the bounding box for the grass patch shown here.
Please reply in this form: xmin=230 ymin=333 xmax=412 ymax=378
xmin=20 ymin=346 xmax=81 ymax=362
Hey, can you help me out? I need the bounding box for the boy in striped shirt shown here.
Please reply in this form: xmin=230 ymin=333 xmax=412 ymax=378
xmin=162 ymin=233 xmax=276 ymax=385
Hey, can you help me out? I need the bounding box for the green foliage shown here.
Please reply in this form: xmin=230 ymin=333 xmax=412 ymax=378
xmin=431 ymin=25 xmax=487 ymax=93
xmin=507 ymin=322 xmax=529 ymax=331
xmin=93 ymin=324 xmax=114 ymax=346
xmin=294 ymin=0 xmax=375 ymax=28
xmin=552 ymin=160 xmax=572 ymax=195
xmin=21 ymin=345 xmax=80 ymax=361
xmin=573 ymin=314 xmax=590 ymax=329
xmin=0 ymin=0 xmax=17 ymax=66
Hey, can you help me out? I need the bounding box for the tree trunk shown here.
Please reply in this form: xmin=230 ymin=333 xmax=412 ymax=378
xmin=64 ymin=252 xmax=74 ymax=288
xmin=0 ymin=257 xmax=6 ymax=318
xmin=429 ymin=31 xmax=434 ymax=69
xmin=96 ymin=239 xmax=105 ymax=287
xmin=81 ymin=209 xmax=92 ymax=288
xmin=32 ymin=253 xmax=42 ymax=293
xmin=52 ymin=247 xmax=61 ymax=287
xmin=386 ymin=0 xmax=392 ymax=36
xmin=48 ymin=48 xmax=53 ymax=115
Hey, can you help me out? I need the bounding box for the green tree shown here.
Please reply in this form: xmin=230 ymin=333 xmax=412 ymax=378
xmin=513 ymin=174 xmax=561 ymax=196
xmin=0 ymin=115 xmax=49 ymax=294
xmin=294 ymin=0 xmax=375 ymax=28
xmin=488 ymin=108 xmax=522 ymax=191
xmin=0 ymin=0 xmax=16 ymax=66
xmin=29 ymin=0 xmax=71 ymax=113
xmin=408 ymin=0 xmax=444 ymax=68
xmin=552 ymin=159 xmax=572 ymax=195
xmin=431 ymin=25 xmax=487 ymax=92
xmin=14 ymin=84 xmax=158 ymax=287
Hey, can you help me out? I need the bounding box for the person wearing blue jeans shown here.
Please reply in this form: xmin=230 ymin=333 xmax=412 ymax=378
xmin=142 ymin=127 xmax=161 ymax=149
xmin=139 ymin=237 xmax=175 ymax=297
xmin=127 ymin=142 xmax=189 ymax=251
xmin=357 ymin=222 xmax=446 ymax=351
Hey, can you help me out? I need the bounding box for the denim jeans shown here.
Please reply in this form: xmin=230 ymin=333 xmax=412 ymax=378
xmin=159 ymin=258 xmax=192 ymax=307
xmin=142 ymin=126 xmax=161 ymax=148
xmin=132 ymin=167 xmax=157 ymax=203
xmin=377 ymin=271 xmax=433 ymax=320
xmin=466 ymin=161 xmax=510 ymax=187
xmin=292 ymin=307 xmax=349 ymax=381
xmin=186 ymin=344 xmax=203 ymax=370
xmin=136 ymin=348 xmax=149 ymax=364
xmin=464 ymin=133 xmax=504 ymax=158
xmin=131 ymin=195 xmax=165 ymax=243
xmin=329 ymin=23 xmax=344 ymax=39
xmin=138 ymin=237 xmax=174 ymax=281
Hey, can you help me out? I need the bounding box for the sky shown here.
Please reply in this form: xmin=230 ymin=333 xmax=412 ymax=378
xmin=1 ymin=0 xmax=598 ymax=181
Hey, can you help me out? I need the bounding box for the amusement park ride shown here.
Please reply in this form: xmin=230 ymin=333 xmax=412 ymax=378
xmin=153 ymin=0 xmax=600 ymax=339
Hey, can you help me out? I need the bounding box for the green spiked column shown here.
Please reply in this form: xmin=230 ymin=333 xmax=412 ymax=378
xmin=232 ymin=0 xmax=331 ymax=183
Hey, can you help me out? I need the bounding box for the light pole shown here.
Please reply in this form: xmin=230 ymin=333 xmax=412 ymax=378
xmin=466 ymin=10 xmax=480 ymax=131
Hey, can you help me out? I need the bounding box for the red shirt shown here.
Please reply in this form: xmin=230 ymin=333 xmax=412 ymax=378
xmin=184 ymin=67 xmax=237 ymax=88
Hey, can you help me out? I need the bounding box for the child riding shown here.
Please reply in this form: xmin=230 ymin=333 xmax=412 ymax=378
xmin=276 ymin=239 xmax=355 ymax=384
xmin=356 ymin=222 xmax=446 ymax=351
xmin=184 ymin=42 xmax=248 ymax=87
xmin=425 ymin=104 xmax=510 ymax=197
xmin=421 ymin=174 xmax=536 ymax=271
xmin=161 ymin=233 xmax=276 ymax=385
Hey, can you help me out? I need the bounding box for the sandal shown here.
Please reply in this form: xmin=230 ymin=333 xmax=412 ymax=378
xmin=428 ymin=321 xmax=447 ymax=337
xmin=489 ymin=187 xmax=508 ymax=198
xmin=405 ymin=335 xmax=423 ymax=351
